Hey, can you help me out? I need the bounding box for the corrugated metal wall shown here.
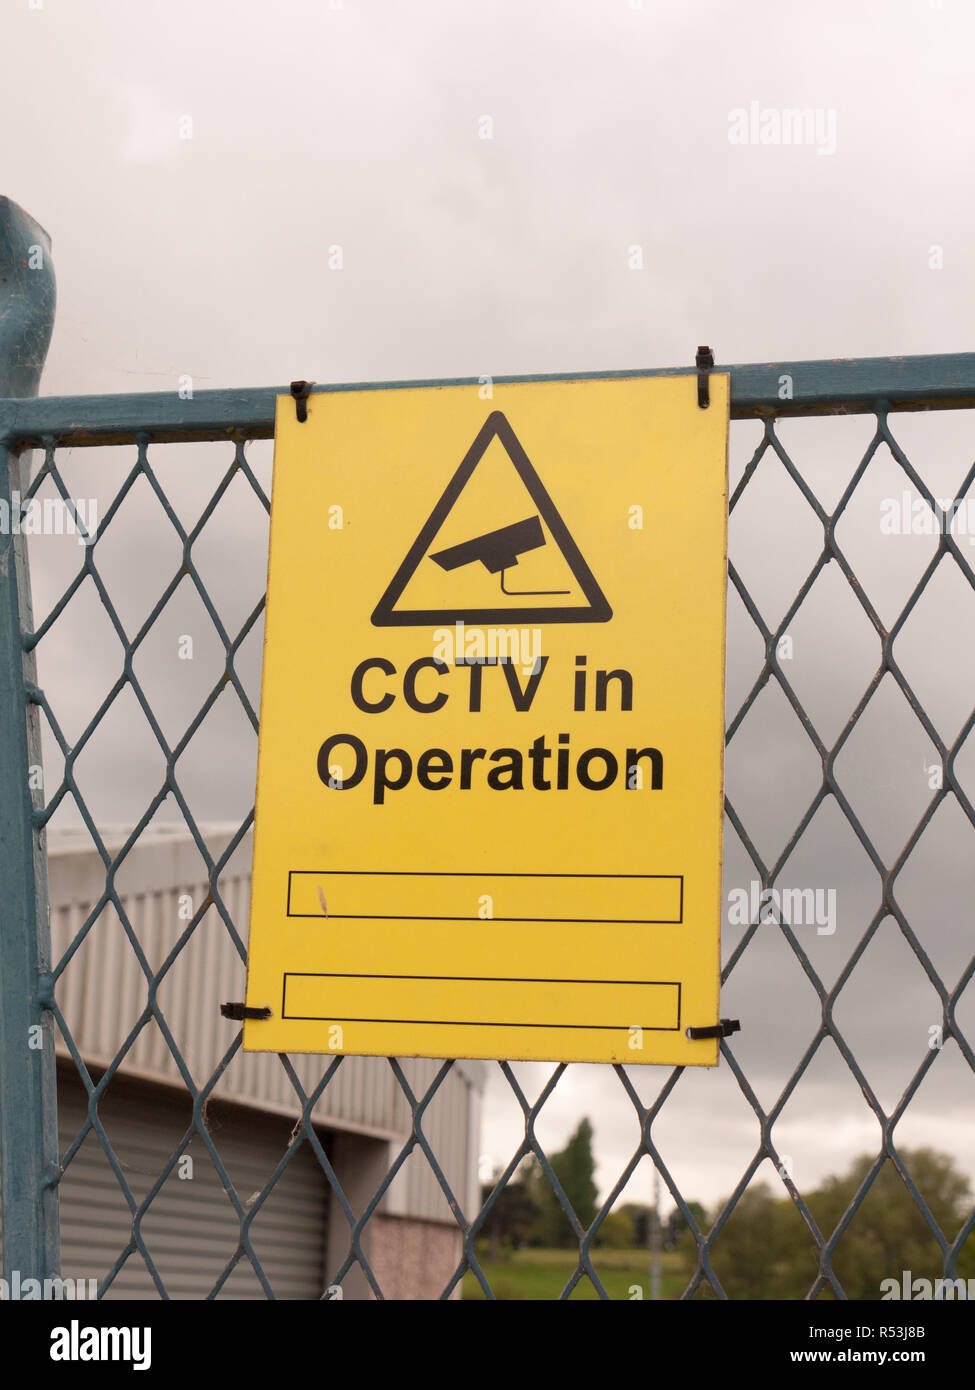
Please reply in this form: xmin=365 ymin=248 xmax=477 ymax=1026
xmin=57 ymin=1068 xmax=329 ymax=1299
xmin=48 ymin=827 xmax=485 ymax=1224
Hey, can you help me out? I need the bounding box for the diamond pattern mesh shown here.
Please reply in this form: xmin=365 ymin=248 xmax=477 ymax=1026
xmin=11 ymin=399 xmax=975 ymax=1299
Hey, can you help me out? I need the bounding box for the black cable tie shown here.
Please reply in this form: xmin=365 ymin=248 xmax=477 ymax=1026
xmin=685 ymin=1018 xmax=740 ymax=1040
xmin=290 ymin=380 xmax=315 ymax=423
xmin=221 ymin=1002 xmax=272 ymax=1021
xmin=695 ymin=345 xmax=714 ymax=409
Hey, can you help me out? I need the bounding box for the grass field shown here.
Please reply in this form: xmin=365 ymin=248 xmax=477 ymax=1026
xmin=462 ymin=1247 xmax=691 ymax=1300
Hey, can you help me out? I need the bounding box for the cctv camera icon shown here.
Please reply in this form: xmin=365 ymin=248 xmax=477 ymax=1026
xmin=430 ymin=516 xmax=569 ymax=597
xmin=430 ymin=516 xmax=545 ymax=574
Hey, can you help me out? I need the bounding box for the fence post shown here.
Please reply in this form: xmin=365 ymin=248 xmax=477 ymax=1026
xmin=0 ymin=196 xmax=59 ymax=1287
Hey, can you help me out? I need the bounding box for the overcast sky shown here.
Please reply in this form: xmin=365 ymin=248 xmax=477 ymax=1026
xmin=6 ymin=0 xmax=975 ymax=1231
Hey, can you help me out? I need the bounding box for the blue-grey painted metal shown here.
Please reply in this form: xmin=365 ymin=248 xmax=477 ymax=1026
xmin=0 ymin=198 xmax=59 ymax=1284
xmin=3 ymin=351 xmax=975 ymax=449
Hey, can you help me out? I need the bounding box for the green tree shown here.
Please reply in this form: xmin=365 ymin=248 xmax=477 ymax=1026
xmin=528 ymin=1118 xmax=600 ymax=1246
xmin=594 ymin=1210 xmax=635 ymax=1248
xmin=808 ymin=1149 xmax=975 ymax=1300
xmin=621 ymin=1202 xmax=653 ymax=1247
xmin=704 ymin=1148 xmax=975 ymax=1300
xmin=665 ymin=1200 xmax=707 ymax=1252
xmin=707 ymin=1183 xmax=817 ymax=1299
xmin=480 ymin=1160 xmax=542 ymax=1254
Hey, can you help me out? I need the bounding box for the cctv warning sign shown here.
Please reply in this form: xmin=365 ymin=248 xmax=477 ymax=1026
xmin=243 ymin=374 xmax=730 ymax=1064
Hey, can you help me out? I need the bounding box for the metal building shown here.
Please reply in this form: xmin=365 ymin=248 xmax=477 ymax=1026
xmin=44 ymin=824 xmax=486 ymax=1299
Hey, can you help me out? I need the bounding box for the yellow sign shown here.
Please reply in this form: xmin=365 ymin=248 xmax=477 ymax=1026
xmin=243 ymin=374 xmax=729 ymax=1064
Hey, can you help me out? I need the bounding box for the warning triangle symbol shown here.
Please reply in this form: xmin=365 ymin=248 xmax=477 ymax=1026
xmin=371 ymin=411 xmax=612 ymax=626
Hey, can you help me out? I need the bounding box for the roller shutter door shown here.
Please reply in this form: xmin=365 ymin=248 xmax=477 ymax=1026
xmin=56 ymin=1070 xmax=329 ymax=1299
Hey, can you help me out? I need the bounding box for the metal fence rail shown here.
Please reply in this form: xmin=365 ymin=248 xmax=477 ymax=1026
xmin=3 ymin=251 xmax=975 ymax=1296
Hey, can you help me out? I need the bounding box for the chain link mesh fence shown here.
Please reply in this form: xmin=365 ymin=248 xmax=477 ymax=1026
xmin=3 ymin=372 xmax=975 ymax=1299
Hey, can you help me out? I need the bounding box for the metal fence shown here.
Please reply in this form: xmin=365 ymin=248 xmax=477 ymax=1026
xmin=2 ymin=209 xmax=974 ymax=1299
